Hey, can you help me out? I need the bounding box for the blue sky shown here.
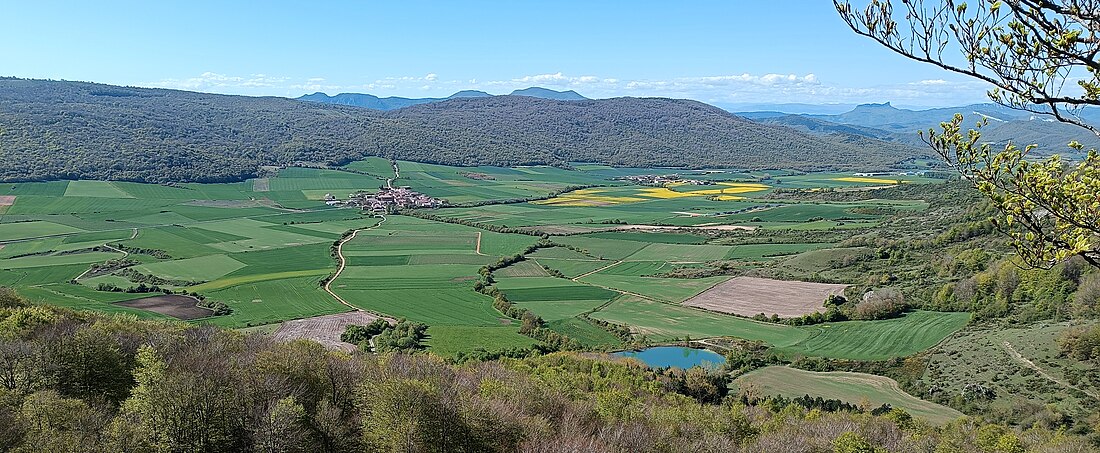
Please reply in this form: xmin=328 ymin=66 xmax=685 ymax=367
xmin=1 ymin=1 xmax=993 ymax=107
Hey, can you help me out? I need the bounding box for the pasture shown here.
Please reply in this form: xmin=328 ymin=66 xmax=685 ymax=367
xmin=0 ymin=221 xmax=84 ymax=241
xmin=424 ymin=326 xmax=540 ymax=358
xmin=590 ymin=297 xmax=968 ymax=360
xmin=132 ymin=254 xmax=247 ymax=282
xmin=917 ymin=321 xmax=1100 ymax=422
xmin=776 ymin=311 xmax=971 ymax=360
xmin=528 ymin=258 xmax=609 ymax=278
xmin=733 ymin=366 xmax=963 ymax=425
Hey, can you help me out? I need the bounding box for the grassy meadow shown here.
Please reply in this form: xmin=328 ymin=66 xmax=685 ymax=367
xmin=733 ymin=366 xmax=964 ymax=425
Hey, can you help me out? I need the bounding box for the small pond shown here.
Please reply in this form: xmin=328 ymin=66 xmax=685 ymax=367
xmin=614 ymin=346 xmax=726 ymax=370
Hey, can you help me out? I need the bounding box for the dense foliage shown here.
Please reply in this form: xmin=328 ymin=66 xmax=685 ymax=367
xmin=372 ymin=319 xmax=428 ymax=353
xmin=927 ymin=115 xmax=1100 ymax=267
xmin=0 ymin=78 xmax=923 ymax=183
xmin=837 ymin=1 xmax=1100 ymax=268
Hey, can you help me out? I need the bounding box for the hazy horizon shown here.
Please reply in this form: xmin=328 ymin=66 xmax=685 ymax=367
xmin=2 ymin=1 xmax=996 ymax=108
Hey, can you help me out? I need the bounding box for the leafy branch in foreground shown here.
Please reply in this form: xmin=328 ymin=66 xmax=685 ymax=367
xmin=836 ymin=0 xmax=1100 ymax=268
xmin=924 ymin=114 xmax=1099 ymax=267
xmin=835 ymin=0 xmax=1100 ymax=131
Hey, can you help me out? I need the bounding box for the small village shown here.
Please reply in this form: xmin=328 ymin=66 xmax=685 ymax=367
xmin=616 ymin=174 xmax=716 ymax=186
xmin=323 ymin=186 xmax=446 ymax=213
xmin=852 ymin=170 xmax=928 ymax=177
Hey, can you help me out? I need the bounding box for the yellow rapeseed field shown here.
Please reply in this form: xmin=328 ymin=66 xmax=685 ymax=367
xmin=718 ymin=182 xmax=770 ymax=194
xmin=533 ymin=182 xmax=770 ymax=206
xmin=636 ymin=182 xmax=770 ymax=199
xmin=531 ymin=188 xmax=646 ymax=206
xmin=635 ymin=187 xmax=698 ymax=198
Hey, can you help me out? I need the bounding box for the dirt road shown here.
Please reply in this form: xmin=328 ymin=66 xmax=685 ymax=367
xmin=324 ymin=216 xmax=386 ymax=311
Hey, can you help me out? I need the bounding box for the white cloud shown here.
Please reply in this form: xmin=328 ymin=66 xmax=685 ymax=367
xmin=510 ymin=72 xmax=568 ymax=84
xmin=145 ymin=70 xmax=992 ymax=107
xmin=150 ymin=72 xmax=291 ymax=91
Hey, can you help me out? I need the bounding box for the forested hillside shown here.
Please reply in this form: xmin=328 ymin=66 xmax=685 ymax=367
xmin=0 ymin=78 xmax=925 ymax=183
xmin=0 ymin=78 xmax=377 ymax=183
xmin=372 ymin=96 xmax=924 ymax=170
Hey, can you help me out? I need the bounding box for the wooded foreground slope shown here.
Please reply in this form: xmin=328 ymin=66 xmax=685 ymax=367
xmin=0 ymin=290 xmax=1090 ymax=452
xmin=0 ymin=78 xmax=923 ymax=183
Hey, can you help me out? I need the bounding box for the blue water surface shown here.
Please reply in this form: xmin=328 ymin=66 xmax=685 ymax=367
xmin=614 ymin=346 xmax=726 ymax=370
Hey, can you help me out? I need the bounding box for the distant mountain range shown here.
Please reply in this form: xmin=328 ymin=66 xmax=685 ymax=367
xmin=749 ymin=102 xmax=1100 ymax=156
xmin=297 ymin=89 xmax=491 ymax=110
xmin=300 ymin=85 xmax=1099 ymax=157
xmin=0 ymin=78 xmax=923 ymax=183
xmin=721 ymin=102 xmax=859 ymax=115
xmin=298 ymin=86 xmax=588 ymax=110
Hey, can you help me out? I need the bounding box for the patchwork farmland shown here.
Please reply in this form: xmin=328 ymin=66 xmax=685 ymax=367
xmin=0 ymin=158 xmax=967 ymax=365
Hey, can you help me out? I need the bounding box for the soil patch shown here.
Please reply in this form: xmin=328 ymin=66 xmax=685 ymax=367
xmin=0 ymin=196 xmax=15 ymax=206
xmin=273 ymin=311 xmax=383 ymax=352
xmin=115 ymin=294 xmax=213 ymax=320
xmin=683 ymin=276 xmax=847 ymax=318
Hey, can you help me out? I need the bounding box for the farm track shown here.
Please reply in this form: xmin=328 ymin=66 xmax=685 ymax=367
xmin=71 ymin=227 xmax=140 ymax=281
xmin=1002 ymin=341 xmax=1100 ymax=400
xmin=571 ymin=263 xmax=662 ymax=303
xmin=324 ymin=216 xmax=387 ymax=313
xmin=475 ymin=232 xmax=484 ymax=255
xmin=573 ymin=260 xmax=623 ymax=280
xmin=693 ymin=338 xmax=730 ymax=351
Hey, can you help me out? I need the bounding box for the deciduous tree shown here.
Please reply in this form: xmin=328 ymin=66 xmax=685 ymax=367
xmin=836 ymin=0 xmax=1100 ymax=268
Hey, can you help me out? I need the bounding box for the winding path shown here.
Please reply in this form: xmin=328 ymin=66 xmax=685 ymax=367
xmin=72 ymin=228 xmax=142 ymax=281
xmin=324 ymin=216 xmax=386 ymax=311
xmin=1002 ymin=341 xmax=1100 ymax=400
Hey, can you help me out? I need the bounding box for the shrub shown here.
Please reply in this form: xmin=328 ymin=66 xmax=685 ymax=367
xmin=1058 ymin=325 xmax=1100 ymax=363
xmin=850 ymin=288 xmax=907 ymax=320
xmin=0 ymin=287 xmax=27 ymax=308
